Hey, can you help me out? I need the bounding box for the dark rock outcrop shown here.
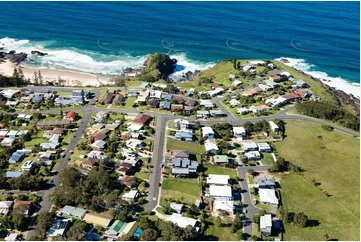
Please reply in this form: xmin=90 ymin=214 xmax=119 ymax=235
xmin=31 ymin=50 xmax=48 ymax=56
xmin=144 ymin=53 xmax=177 ymax=77
xmin=0 ymin=50 xmax=28 ymax=64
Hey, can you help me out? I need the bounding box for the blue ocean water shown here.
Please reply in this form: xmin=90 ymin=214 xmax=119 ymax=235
xmin=0 ymin=1 xmax=359 ymax=91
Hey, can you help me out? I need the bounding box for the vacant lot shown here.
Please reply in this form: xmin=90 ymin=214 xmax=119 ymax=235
xmin=161 ymin=178 xmax=200 ymax=204
xmin=274 ymin=120 xmax=360 ymax=241
xmin=166 ymin=139 xmax=205 ymax=154
xmin=204 ymin=165 xmax=238 ymax=180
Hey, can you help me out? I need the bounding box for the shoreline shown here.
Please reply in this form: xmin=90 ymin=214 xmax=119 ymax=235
xmin=0 ymin=60 xmax=113 ymax=87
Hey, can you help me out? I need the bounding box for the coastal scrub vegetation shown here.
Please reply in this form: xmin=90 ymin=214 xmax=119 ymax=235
xmin=0 ymin=68 xmax=30 ymax=87
xmin=137 ymin=53 xmax=176 ymax=82
xmin=296 ymin=100 xmax=359 ymax=131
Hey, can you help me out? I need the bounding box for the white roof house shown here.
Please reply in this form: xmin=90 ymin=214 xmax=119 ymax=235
xmin=204 ymin=142 xmax=219 ymax=154
xmin=241 ymin=142 xmax=258 ymax=151
xmin=209 ymin=185 xmax=232 ymax=200
xmin=169 ymin=213 xmax=198 ymax=231
xmin=214 ymin=200 xmax=234 ymax=214
xmin=244 ymin=151 xmax=261 ymax=161
xmin=149 ymin=90 xmax=162 ymax=99
xmin=5 ymin=233 xmax=20 ymax=241
xmin=208 ymin=87 xmax=224 ymax=97
xmin=49 ymin=134 xmax=60 ymax=143
xmin=230 ymin=99 xmax=240 ymax=107
xmin=47 ymin=219 xmax=71 ymax=237
xmin=126 ymin=139 xmax=143 ymax=150
xmin=259 ymin=189 xmax=279 ymax=205
xmin=199 ymin=99 xmax=214 ymax=108
xmin=206 ymin=174 xmax=230 ymax=186
xmin=20 ymin=160 xmax=36 ymax=171
xmin=0 ymin=201 xmax=14 ymax=215
xmin=201 ymin=127 xmax=215 ymax=139
xmin=237 ymin=107 xmax=250 ymax=114
xmin=269 ymin=121 xmax=279 ymax=132
xmin=257 ymin=143 xmax=272 ymax=152
xmin=7 ymin=130 xmax=19 ymax=137
xmin=233 ymin=126 xmax=246 ymax=138
xmin=127 ymin=123 xmax=143 ymax=132
xmin=231 ymin=79 xmax=243 ymax=86
xmin=0 ymin=130 xmax=9 ymax=137
xmin=260 ymin=214 xmax=272 ymax=235
xmin=1 ymin=137 xmax=15 ymax=146
xmin=40 ymin=142 xmax=59 ymax=150
xmin=170 ymin=202 xmax=184 ymax=213
xmin=122 ymin=190 xmax=138 ymax=202
xmin=91 ymin=140 xmax=106 ymax=150
xmin=88 ymin=151 xmax=107 ymax=160
xmin=174 ymin=119 xmax=190 ymax=131
xmin=265 ymin=96 xmax=287 ymax=107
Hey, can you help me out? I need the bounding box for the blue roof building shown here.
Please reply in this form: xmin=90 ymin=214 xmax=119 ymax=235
xmin=161 ymin=93 xmax=172 ymax=100
xmin=175 ymin=131 xmax=193 ymax=142
xmin=9 ymin=151 xmax=25 ymax=164
xmin=32 ymin=95 xmax=43 ymax=103
xmin=6 ymin=171 xmax=23 ymax=178
xmin=159 ymin=101 xmax=171 ymax=110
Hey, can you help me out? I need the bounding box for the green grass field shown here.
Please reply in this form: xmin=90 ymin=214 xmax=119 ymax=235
xmin=124 ymin=97 xmax=136 ymax=109
xmin=261 ymin=152 xmax=274 ymax=166
xmin=161 ymin=178 xmax=200 ymax=204
xmin=166 ymin=139 xmax=205 ymax=154
xmin=274 ymin=120 xmax=360 ymax=241
xmin=204 ymin=165 xmax=238 ymax=179
xmin=202 ymin=216 xmax=240 ymax=241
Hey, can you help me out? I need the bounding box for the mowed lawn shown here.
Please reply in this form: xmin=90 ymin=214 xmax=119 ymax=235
xmin=274 ymin=120 xmax=360 ymax=241
xmin=166 ymin=139 xmax=205 ymax=154
xmin=161 ymin=178 xmax=200 ymax=204
xmin=204 ymin=165 xmax=238 ymax=179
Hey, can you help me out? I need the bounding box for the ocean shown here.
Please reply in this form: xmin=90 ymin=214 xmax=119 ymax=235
xmin=0 ymin=1 xmax=359 ymax=96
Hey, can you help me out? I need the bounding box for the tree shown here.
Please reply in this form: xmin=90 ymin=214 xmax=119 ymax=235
xmin=293 ymin=212 xmax=308 ymax=227
xmin=38 ymin=71 xmax=43 ymax=85
xmin=59 ymin=109 xmax=64 ymax=119
xmin=81 ymin=89 xmax=86 ymax=105
xmin=33 ymin=212 xmax=54 ymax=240
xmin=12 ymin=204 xmax=28 ymax=231
xmin=33 ymin=71 xmax=39 ymax=85
xmin=65 ymin=221 xmax=91 ymax=241
xmin=113 ymin=210 xmax=132 ymax=223
xmin=140 ymin=228 xmax=159 ymax=241
xmin=232 ymin=213 xmax=242 ymax=233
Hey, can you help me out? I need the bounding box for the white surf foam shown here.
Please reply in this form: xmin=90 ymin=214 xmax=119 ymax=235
xmin=275 ymin=57 xmax=360 ymax=99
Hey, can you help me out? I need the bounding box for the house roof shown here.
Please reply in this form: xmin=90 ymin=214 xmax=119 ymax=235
xmin=14 ymin=200 xmax=32 ymax=209
xmin=202 ymin=127 xmax=214 ymax=135
xmin=121 ymin=176 xmax=137 ymax=188
xmin=122 ymin=190 xmax=138 ymax=199
xmin=205 ymin=142 xmax=218 ymax=151
xmin=259 ymin=189 xmax=279 ymax=205
xmin=209 ymin=185 xmax=232 ymax=197
xmin=169 ymin=213 xmax=197 ymax=229
xmin=65 ymin=111 xmax=76 ymax=119
xmin=260 ymin=214 xmax=272 ymax=229
xmin=91 ymin=140 xmax=106 ymax=149
xmin=175 ymin=131 xmax=193 ymax=139
xmin=6 ymin=171 xmax=23 ymax=178
xmin=82 ymin=158 xmax=99 ymax=166
xmin=206 ymin=174 xmax=230 ymax=185
xmin=233 ymin=126 xmax=246 ymax=134
xmin=83 ymin=213 xmax=112 ymax=227
xmin=170 ymin=202 xmax=184 ymax=211
xmin=172 ymin=150 xmax=189 ymax=158
xmin=214 ymin=155 xmax=229 ymax=163
xmin=102 ymin=92 xmax=114 ymax=103
xmin=107 ymin=220 xmax=127 ymax=234
xmin=133 ymin=114 xmax=151 ymax=124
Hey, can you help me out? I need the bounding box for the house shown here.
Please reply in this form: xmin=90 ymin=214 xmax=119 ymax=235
xmin=213 ymin=200 xmax=234 ymax=214
xmin=121 ymin=176 xmax=137 ymax=189
xmin=255 ymin=176 xmax=276 ymax=189
xmin=233 ymin=126 xmax=247 ymax=138
xmin=81 ymin=158 xmax=99 ymax=169
xmin=149 ymin=90 xmax=162 ymax=99
xmin=93 ymin=129 xmax=109 ymax=141
xmin=237 ymin=107 xmax=250 ymax=115
xmin=105 ymin=122 xmax=120 ymax=131
xmin=90 ymin=140 xmax=106 ymax=151
xmin=202 ymin=126 xmax=215 ymax=139
xmin=269 ymin=121 xmax=279 ymax=132
xmin=0 ymin=201 xmax=14 ymax=215
xmin=7 ymin=130 xmax=19 ymax=138
xmin=259 ymin=188 xmax=279 ymax=205
xmin=122 ymin=156 xmax=140 ymax=167
xmin=171 ymin=150 xmax=190 ymax=159
xmin=257 ymin=143 xmax=272 ymax=152
xmin=133 ymin=114 xmax=151 ymax=125
xmin=65 ymin=111 xmax=76 ymax=120
xmin=127 ymin=123 xmax=143 ymax=133
xmin=231 ymin=79 xmax=242 ymax=86
xmin=244 ymin=151 xmax=261 ymax=161
xmin=175 ymin=131 xmax=193 ymax=142
xmin=209 ymin=110 xmax=224 ymax=117
xmin=209 ymin=185 xmax=232 ymax=201
xmin=264 ymin=80 xmax=278 ymax=88
xmin=206 ymin=174 xmax=230 ymax=186
xmin=259 ymin=105 xmax=271 ymax=111
xmin=205 ymin=142 xmax=219 ymax=154
xmin=211 ymin=83 xmax=221 ymax=89
xmin=32 ymin=95 xmax=43 ymax=103
xmin=265 ymin=96 xmax=287 ymax=107
xmin=230 ymin=99 xmax=240 ymax=107
xmin=172 ymin=96 xmax=184 ymax=104
xmin=6 ymin=171 xmax=23 ymax=178
xmin=159 ymin=101 xmax=171 ymax=110
xmin=147 ymin=99 xmax=159 ymax=108
xmin=47 ymin=219 xmax=71 ymax=237
xmin=60 ymin=205 xmax=87 ymax=220
xmin=38 ymin=151 xmax=56 ymax=165
xmin=88 ymin=150 xmax=107 ymax=160
xmin=0 ymin=130 xmax=8 ymax=139
xmin=126 ymin=139 xmax=143 ymax=150
xmin=106 ymin=220 xmax=127 ymax=236
xmin=122 ymin=190 xmax=139 ymax=202
xmin=83 ymin=213 xmax=112 ymax=227
xmin=199 ymin=99 xmax=214 ymax=108
xmin=168 ymin=213 xmax=199 ymax=231
xmin=14 ymin=200 xmax=33 ymax=215
xmin=208 ymin=87 xmax=224 ymax=97
xmin=293 ymin=79 xmax=308 ymax=88
xmin=161 ymin=93 xmax=172 ymax=100
xmin=127 ymin=90 xmax=139 ymax=97
xmin=112 ymin=93 xmax=125 ymax=105
xmin=20 ymin=160 xmax=36 ymax=171
xmin=5 ymin=233 xmax=21 ymax=241
xmin=39 ymin=142 xmax=59 ymax=150
xmin=259 ymin=84 xmax=273 ymax=91
xmin=1 ymin=137 xmax=15 ymax=147
xmin=196 ymin=110 xmax=210 ymax=119
xmin=0 ymin=89 xmax=20 ymax=98
xmin=49 ymin=134 xmax=60 ymax=143
xmin=170 ymin=202 xmax=184 ymax=214
xmin=241 ymin=142 xmax=258 ymax=151
xmin=9 ymin=151 xmax=25 ymax=164
xmin=296 ymin=89 xmax=311 ymax=98
xmin=118 ymin=163 xmax=134 ymax=176
xmin=171 ymin=104 xmax=184 ymax=111
xmin=269 ymin=74 xmax=284 ymax=82
xmin=174 ymin=119 xmax=190 ymax=130
xmin=260 ymin=214 xmax=272 ymax=236
xmin=172 ymin=158 xmax=199 ymax=177
xmin=213 ymin=155 xmax=229 ymax=165
xmin=242 ymin=89 xmax=258 ymax=97
xmin=36 ymin=119 xmax=71 ymax=130
xmin=72 ymin=89 xmax=91 ymax=98
xmin=102 ymin=92 xmax=114 ymax=104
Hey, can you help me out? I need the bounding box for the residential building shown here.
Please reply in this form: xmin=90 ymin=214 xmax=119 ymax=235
xmin=174 ymin=131 xmax=193 ymax=142
xmin=47 ymin=219 xmax=71 ymax=237
xmin=0 ymin=201 xmax=14 ymax=215
xmin=122 ymin=190 xmax=139 ymax=202
xmin=5 ymin=233 xmax=21 ymax=241
xmin=81 ymin=158 xmax=99 ymax=169
xmin=196 ymin=110 xmax=210 ymax=119
xmin=171 ymin=104 xmax=184 ymax=111
xmin=121 ymin=176 xmax=137 ymax=189
xmin=106 ymin=220 xmax=127 ymax=236
xmin=112 ymin=94 xmax=124 ymax=105
xmin=133 ymin=114 xmax=151 ymax=125
xmin=102 ymin=92 xmax=114 ymax=104
xmin=237 ymin=107 xmax=250 ymax=115
xmin=244 ymin=151 xmax=261 ymax=161
xmin=126 ymin=139 xmax=143 ymax=150
xmin=230 ymin=99 xmax=240 ymax=107
xmin=259 ymin=189 xmax=279 ymax=205
xmin=269 ymin=121 xmax=279 ymax=132
xmin=209 ymin=185 xmax=232 ymax=201
xmin=40 ymin=142 xmax=59 ymax=150
xmin=202 ymin=127 xmax=215 ymax=139
xmin=20 ymin=160 xmax=36 ymax=171
xmin=60 ymin=205 xmax=87 ymax=220
xmin=233 ymin=126 xmax=247 ymax=138
xmin=90 ymin=140 xmax=106 ymax=151
xmin=204 ymin=142 xmax=219 ymax=154
xmin=255 ymin=176 xmax=276 ymax=189
xmin=209 ymin=110 xmax=224 ymax=117
xmin=5 ymin=171 xmax=23 ymax=178
xmin=65 ymin=111 xmax=76 ymax=120
xmin=213 ymin=155 xmax=229 ymax=165
xmin=206 ymin=174 xmax=230 ymax=186
xmin=1 ymin=137 xmax=15 ymax=147
xmin=171 ymin=150 xmax=189 ymax=159
xmin=199 ymin=99 xmax=213 ymax=108
xmin=14 ymin=200 xmax=33 ymax=215
xmin=241 ymin=142 xmax=258 ymax=152
xmin=159 ymin=101 xmax=171 ymax=110
xmin=9 ymin=151 xmax=25 ymax=164
xmin=83 ymin=213 xmax=112 ymax=227
xmin=172 ymin=158 xmax=198 ymax=177
xmin=147 ymin=99 xmax=159 ymax=108
xmin=168 ymin=213 xmax=199 ymax=231
xmin=213 ymin=200 xmax=234 ymax=215
xmin=260 ymin=214 xmax=272 ymax=236
xmin=174 ymin=119 xmax=190 ymax=130
xmin=170 ymin=202 xmax=184 ymax=214
xmin=257 ymin=143 xmax=272 ymax=152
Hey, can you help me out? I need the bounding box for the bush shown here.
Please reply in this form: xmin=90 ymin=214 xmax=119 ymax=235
xmin=321 ymin=125 xmax=334 ymax=131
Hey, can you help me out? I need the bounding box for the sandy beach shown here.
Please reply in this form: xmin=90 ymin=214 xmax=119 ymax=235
xmin=0 ymin=60 xmax=112 ymax=87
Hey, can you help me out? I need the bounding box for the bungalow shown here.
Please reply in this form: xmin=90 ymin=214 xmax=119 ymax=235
xmin=296 ymin=89 xmax=311 ymax=98
xmin=14 ymin=200 xmax=33 ymax=215
xmin=88 ymin=150 xmax=107 ymax=160
xmin=211 ymin=83 xmax=221 ymax=89
xmin=168 ymin=213 xmax=199 ymax=231
xmin=122 ymin=190 xmax=139 ymax=202
xmin=32 ymin=95 xmax=43 ymax=103
xmin=231 ymin=79 xmax=242 ymax=86
xmin=132 ymin=114 xmax=151 ymax=125
xmin=206 ymin=174 xmax=230 ymax=186
xmin=213 ymin=155 xmax=229 ymax=165
xmin=47 ymin=219 xmax=71 ymax=237
xmin=93 ymin=129 xmax=109 ymax=141
xmin=259 ymin=188 xmax=279 ymax=205
xmin=159 ymin=101 xmax=171 ymax=110
xmin=135 ymin=95 xmax=147 ymax=103
xmin=255 ymin=176 xmax=276 ymax=189
xmin=170 ymin=202 xmax=184 ymax=214
xmin=81 ymin=158 xmax=99 ymax=169
xmin=196 ymin=110 xmax=209 ymax=119
xmin=202 ymin=126 xmax=215 ymax=139
xmin=241 ymin=142 xmax=258 ymax=151
xmin=199 ymin=99 xmax=214 ymax=108
xmin=6 ymin=171 xmax=23 ymax=178
xmin=20 ymin=160 xmax=36 ymax=171
xmin=259 ymin=84 xmax=273 ymax=91
xmin=72 ymin=89 xmax=91 ymax=98
xmin=9 ymin=151 xmax=25 ymax=164
xmin=257 ymin=143 xmax=272 ymax=152
xmin=242 ymin=89 xmax=258 ymax=97
xmin=185 ymin=99 xmax=195 ymax=106
xmin=208 ymin=87 xmax=224 ymax=97
xmin=172 ymin=158 xmax=199 ymax=175
xmin=126 ymin=139 xmax=143 ymax=150
xmin=1 ymin=137 xmax=15 ymax=147
xmin=54 ymin=97 xmax=78 ymax=107
xmin=149 ymin=90 xmax=162 ymax=99
xmin=172 ymin=96 xmax=184 ymax=104
xmin=237 ymin=107 xmax=250 ymax=114
xmin=171 ymin=104 xmax=184 ymax=111
xmin=184 ymin=105 xmax=194 ymax=116
xmin=229 ymin=73 xmax=236 ymax=79
xmin=5 ymin=233 xmax=21 ymax=242
xmin=0 ymin=89 xmax=20 ymax=98
xmin=265 ymin=96 xmax=287 ymax=107
xmin=259 ymin=105 xmax=271 ymax=112
xmin=293 ymin=79 xmax=308 ymax=88
xmin=269 ymin=121 xmax=279 ymax=132
xmin=174 ymin=119 xmax=190 ymax=130
xmin=269 ymin=74 xmax=284 ymax=82
xmin=214 ymin=200 xmax=234 ymax=215
xmin=49 ymin=134 xmax=60 ymax=143
xmin=230 ymin=99 xmax=240 ymax=107
xmin=7 ymin=130 xmax=19 ymax=139
xmin=127 ymin=123 xmax=143 ymax=133
xmin=60 ymin=205 xmax=87 ymax=220
xmin=105 ymin=122 xmax=120 ymax=131
xmin=147 ymin=99 xmax=159 ymax=108
xmin=118 ymin=163 xmax=133 ymax=176
xmin=233 ymin=126 xmax=247 ymax=138
xmin=38 ymin=151 xmax=56 ymax=165
xmin=90 ymin=140 xmax=106 ymax=151
xmin=175 ymin=131 xmax=193 ymax=142
xmin=161 ymin=93 xmax=172 ymax=100
xmin=171 ymin=150 xmax=190 ymax=159
xmin=83 ymin=213 xmax=112 ymax=227
xmin=209 ymin=185 xmax=232 ymax=201
xmin=204 ymin=142 xmax=219 ymax=154
xmin=102 ymin=92 xmax=114 ymax=104
xmin=209 ymin=110 xmax=224 ymax=117
xmin=121 ymin=176 xmax=137 ymax=189
xmin=0 ymin=201 xmax=14 ymax=215
xmin=112 ymin=94 xmax=124 ymax=105
xmin=40 ymin=142 xmax=59 ymax=150
xmin=122 ymin=156 xmax=140 ymax=167
xmin=36 ymin=119 xmax=71 ymax=130
xmin=260 ymin=214 xmax=272 ymax=236
xmin=244 ymin=151 xmax=261 ymax=161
